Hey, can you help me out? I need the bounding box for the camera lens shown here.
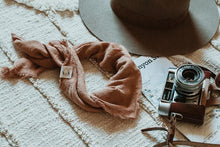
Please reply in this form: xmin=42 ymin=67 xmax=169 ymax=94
xmin=182 ymin=69 xmax=197 ymax=81
xmin=175 ymin=65 xmax=204 ymax=98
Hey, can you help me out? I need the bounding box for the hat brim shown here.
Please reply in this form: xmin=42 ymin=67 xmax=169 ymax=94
xmin=79 ymin=0 xmax=219 ymax=56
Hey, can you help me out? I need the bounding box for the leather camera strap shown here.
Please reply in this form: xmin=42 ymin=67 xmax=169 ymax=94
xmin=202 ymin=69 xmax=220 ymax=107
xmin=141 ymin=114 xmax=220 ymax=147
xmin=205 ymin=82 xmax=220 ymax=106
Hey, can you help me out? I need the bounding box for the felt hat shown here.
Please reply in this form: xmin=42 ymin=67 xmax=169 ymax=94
xmin=79 ymin=0 xmax=219 ymax=56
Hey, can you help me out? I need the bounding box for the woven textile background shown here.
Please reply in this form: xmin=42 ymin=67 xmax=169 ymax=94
xmin=1 ymin=0 xmax=220 ymax=146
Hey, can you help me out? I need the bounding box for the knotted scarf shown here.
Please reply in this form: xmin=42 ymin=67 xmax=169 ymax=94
xmin=0 ymin=34 xmax=142 ymax=119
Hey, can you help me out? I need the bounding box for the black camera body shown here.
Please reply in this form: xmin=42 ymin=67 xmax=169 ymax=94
xmin=158 ymin=64 xmax=208 ymax=124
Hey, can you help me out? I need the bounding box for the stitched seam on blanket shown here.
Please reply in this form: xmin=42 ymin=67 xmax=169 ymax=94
xmin=0 ymin=120 xmax=19 ymax=147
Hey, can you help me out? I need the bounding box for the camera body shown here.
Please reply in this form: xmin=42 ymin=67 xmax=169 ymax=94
xmin=158 ymin=64 xmax=208 ymax=124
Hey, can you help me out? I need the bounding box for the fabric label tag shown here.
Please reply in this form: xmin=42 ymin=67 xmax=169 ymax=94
xmin=60 ymin=66 xmax=73 ymax=79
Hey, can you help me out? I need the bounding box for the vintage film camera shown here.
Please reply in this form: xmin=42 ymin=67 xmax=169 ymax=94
xmin=158 ymin=64 xmax=213 ymax=124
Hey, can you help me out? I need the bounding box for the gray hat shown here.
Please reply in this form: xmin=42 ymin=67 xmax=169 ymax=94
xmin=79 ymin=0 xmax=219 ymax=56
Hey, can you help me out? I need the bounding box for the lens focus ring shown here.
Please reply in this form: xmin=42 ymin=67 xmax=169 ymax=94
xmin=175 ymin=65 xmax=204 ymax=97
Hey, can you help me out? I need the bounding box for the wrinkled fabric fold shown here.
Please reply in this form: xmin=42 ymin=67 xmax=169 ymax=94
xmin=0 ymin=34 xmax=142 ymax=119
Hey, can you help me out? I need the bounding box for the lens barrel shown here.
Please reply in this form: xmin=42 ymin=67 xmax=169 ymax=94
xmin=175 ymin=65 xmax=204 ymax=98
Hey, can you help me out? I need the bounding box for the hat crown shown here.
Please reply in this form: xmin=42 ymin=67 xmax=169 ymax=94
xmin=111 ymin=0 xmax=190 ymax=28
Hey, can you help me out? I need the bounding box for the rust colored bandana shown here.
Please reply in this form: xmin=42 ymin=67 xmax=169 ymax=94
xmin=0 ymin=34 xmax=142 ymax=119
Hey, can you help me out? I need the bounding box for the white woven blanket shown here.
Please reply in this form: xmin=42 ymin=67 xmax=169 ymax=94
xmin=0 ymin=0 xmax=220 ymax=146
